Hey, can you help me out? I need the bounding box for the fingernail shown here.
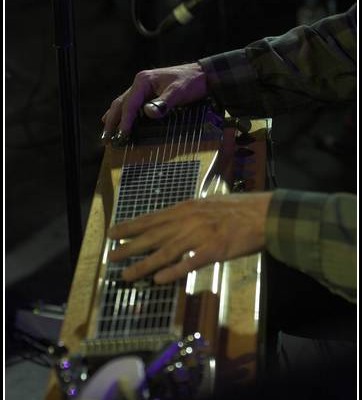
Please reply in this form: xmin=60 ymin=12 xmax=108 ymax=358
xmin=101 ymin=131 xmax=115 ymax=145
xmin=111 ymin=130 xmax=131 ymax=148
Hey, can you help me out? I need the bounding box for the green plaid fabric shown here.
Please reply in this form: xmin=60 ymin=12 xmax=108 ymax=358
xmin=199 ymin=4 xmax=356 ymax=118
xmin=266 ymin=190 xmax=356 ymax=303
xmin=198 ymin=5 xmax=357 ymax=303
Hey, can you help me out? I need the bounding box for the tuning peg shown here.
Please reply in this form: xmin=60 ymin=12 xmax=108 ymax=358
xmin=48 ymin=341 xmax=68 ymax=359
xmin=232 ymin=179 xmax=255 ymax=192
xmin=224 ymin=117 xmax=252 ymax=134
xmin=235 ymin=132 xmax=256 ymax=146
xmin=235 ymin=147 xmax=254 ymax=158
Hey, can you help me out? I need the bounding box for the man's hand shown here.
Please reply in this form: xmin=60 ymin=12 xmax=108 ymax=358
xmin=108 ymin=192 xmax=273 ymax=284
xmin=102 ymin=62 xmax=208 ymax=135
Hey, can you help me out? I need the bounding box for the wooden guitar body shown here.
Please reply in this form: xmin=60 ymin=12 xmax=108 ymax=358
xmin=45 ymin=103 xmax=268 ymax=400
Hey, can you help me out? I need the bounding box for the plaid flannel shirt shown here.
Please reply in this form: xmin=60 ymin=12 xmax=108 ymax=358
xmin=199 ymin=4 xmax=357 ymax=303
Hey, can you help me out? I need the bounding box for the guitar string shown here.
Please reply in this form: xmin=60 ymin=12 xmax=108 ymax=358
xmin=159 ymin=109 xmax=189 ymax=331
xmin=106 ymin=111 xmax=184 ymax=336
xmin=163 ymin=108 xmax=189 ymax=330
xmin=99 ymin=144 xmax=127 ymax=337
xmin=145 ymin=146 xmax=160 ymax=218
xmin=150 ymin=105 xmax=205 ymax=331
xmin=190 ymin=105 xmax=197 ymax=161
xmin=100 ymin=143 xmax=130 ymax=337
xmin=142 ymin=117 xmax=175 ymax=333
xmin=145 ymin=145 xmax=167 ymax=333
xmin=169 ymin=105 xmax=204 ymax=326
xmin=162 ymin=106 xmax=201 ymax=330
xmin=99 ymin=103 xmax=209 ymax=337
xmin=164 ymin=107 xmax=191 ymax=329
xmin=111 ymin=143 xmax=135 ymax=337
xmin=159 ymin=110 xmax=177 ymax=211
xmin=193 ymin=104 xmax=207 ymax=201
xmin=164 ymin=105 xmax=199 ymax=330
xmin=154 ymin=109 xmax=178 ymax=330
xmin=109 ymin=147 xmax=138 ymax=337
xmin=156 ymin=111 xmax=184 ymax=329
xmin=195 ymin=104 xmax=206 ymax=159
xmin=123 ymin=151 xmax=152 ymax=336
xmin=110 ymin=149 xmax=146 ymax=336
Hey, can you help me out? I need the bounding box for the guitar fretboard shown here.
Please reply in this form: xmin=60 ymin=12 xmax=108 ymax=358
xmin=96 ymin=160 xmax=200 ymax=338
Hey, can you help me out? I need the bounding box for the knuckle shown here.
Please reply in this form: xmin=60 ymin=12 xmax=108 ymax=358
xmin=108 ymin=225 xmax=120 ymax=238
xmin=156 ymin=246 xmax=173 ymax=263
xmin=134 ymin=70 xmax=151 ymax=83
xmin=215 ymin=240 xmax=228 ymax=259
xmin=129 ymin=263 xmax=143 ymax=277
xmin=120 ymin=241 xmax=132 ymax=256
xmin=174 ymin=262 xmax=188 ymax=276
xmin=111 ymin=98 xmax=122 ymax=108
xmin=169 ymin=81 xmax=186 ymax=96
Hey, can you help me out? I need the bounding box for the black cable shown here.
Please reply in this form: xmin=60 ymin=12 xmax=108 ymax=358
xmin=6 ymin=327 xmax=56 ymax=368
xmin=131 ymin=0 xmax=169 ymax=37
xmin=131 ymin=0 xmax=207 ymax=38
xmin=265 ymin=120 xmax=279 ymax=189
xmin=5 ymin=23 xmax=61 ymax=150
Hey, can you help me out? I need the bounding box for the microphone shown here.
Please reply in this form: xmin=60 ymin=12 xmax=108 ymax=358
xmin=167 ymin=0 xmax=206 ymax=27
xmin=132 ymin=0 xmax=207 ymax=37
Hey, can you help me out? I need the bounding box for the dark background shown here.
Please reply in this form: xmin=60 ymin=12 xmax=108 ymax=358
xmin=5 ymin=1 xmax=356 ymax=399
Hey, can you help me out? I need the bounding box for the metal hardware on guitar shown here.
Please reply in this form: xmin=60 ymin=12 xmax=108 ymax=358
xmin=48 ymin=343 xmax=89 ymax=399
xmin=224 ymin=116 xmax=252 ymax=135
xmin=145 ymin=332 xmax=214 ymax=400
xmin=50 ymin=332 xmax=212 ymax=400
xmin=104 ymin=99 xmax=224 ymax=149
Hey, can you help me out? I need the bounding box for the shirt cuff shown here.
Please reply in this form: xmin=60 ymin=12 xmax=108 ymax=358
xmin=266 ymin=188 xmax=327 ymax=277
xmin=265 ymin=189 xmax=356 ymax=303
xmin=198 ymin=49 xmax=265 ymax=117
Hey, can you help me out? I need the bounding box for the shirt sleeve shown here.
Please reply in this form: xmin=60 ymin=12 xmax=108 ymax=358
xmin=198 ymin=4 xmax=356 ymax=117
xmin=266 ymin=189 xmax=357 ymax=303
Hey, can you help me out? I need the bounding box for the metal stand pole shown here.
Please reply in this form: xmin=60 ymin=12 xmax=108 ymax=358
xmin=52 ymin=0 xmax=83 ymax=270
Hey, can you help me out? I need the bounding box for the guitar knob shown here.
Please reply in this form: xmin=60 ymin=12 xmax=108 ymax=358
xmin=50 ymin=346 xmax=89 ymax=399
xmin=146 ymin=332 xmax=211 ymax=399
xmin=48 ymin=341 xmax=68 ymax=359
xmin=224 ymin=117 xmax=251 ymax=134
xmin=235 ymin=147 xmax=254 ymax=158
xmin=235 ymin=132 xmax=256 ymax=146
xmin=232 ymin=179 xmax=255 ymax=192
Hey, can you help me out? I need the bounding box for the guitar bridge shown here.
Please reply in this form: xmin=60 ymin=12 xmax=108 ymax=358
xmin=80 ymin=334 xmax=179 ymax=356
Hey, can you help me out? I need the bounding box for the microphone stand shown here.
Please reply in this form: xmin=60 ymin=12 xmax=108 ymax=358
xmin=11 ymin=0 xmax=84 ymax=356
xmin=52 ymin=0 xmax=83 ymax=271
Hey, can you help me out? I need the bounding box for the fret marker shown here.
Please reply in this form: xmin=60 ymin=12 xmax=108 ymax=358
xmin=129 ymin=288 xmax=137 ymax=306
xmin=212 ymin=262 xmax=221 ymax=294
xmin=134 ymin=280 xmax=150 ymax=290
